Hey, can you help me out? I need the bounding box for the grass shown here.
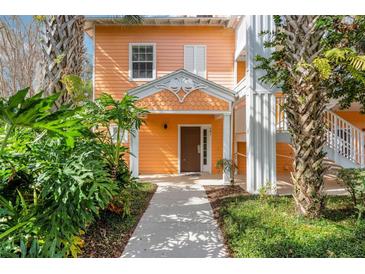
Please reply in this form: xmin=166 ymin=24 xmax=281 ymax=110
xmin=81 ymin=182 xmax=157 ymax=257
xmin=217 ymin=193 xmax=365 ymax=257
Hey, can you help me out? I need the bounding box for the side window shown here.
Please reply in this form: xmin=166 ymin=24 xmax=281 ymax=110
xmin=110 ymin=125 xmax=128 ymax=144
xmin=129 ymin=43 xmax=156 ymax=81
xmin=184 ymin=45 xmax=206 ymax=78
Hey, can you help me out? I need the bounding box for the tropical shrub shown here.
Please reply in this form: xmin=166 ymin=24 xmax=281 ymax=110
xmin=0 ymin=87 xmax=140 ymax=257
xmin=0 ymin=127 xmax=117 ymax=258
xmin=79 ymin=93 xmax=148 ymax=214
xmin=216 ymin=158 xmax=238 ymax=184
xmin=83 ymin=93 xmax=148 ymax=182
xmin=0 ymin=87 xmax=83 ymax=150
xmin=338 ymin=168 xmax=365 ymax=219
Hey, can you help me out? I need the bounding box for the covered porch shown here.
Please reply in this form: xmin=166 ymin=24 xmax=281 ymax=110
xmin=127 ymin=69 xmax=236 ymax=183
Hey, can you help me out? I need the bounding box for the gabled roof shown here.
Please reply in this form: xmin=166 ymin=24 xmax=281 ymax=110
xmin=128 ymin=69 xmax=235 ymax=103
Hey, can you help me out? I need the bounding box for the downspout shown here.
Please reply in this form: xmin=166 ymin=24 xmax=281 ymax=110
xmin=230 ymin=100 xmax=237 ymax=179
xmin=92 ymin=23 xmax=96 ymax=102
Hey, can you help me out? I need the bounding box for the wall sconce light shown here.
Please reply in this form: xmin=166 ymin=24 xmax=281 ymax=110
xmin=163 ymin=123 xmax=168 ymax=129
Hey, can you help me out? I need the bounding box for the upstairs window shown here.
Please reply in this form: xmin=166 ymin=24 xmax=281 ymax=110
xmin=129 ymin=43 xmax=156 ymax=81
xmin=184 ymin=45 xmax=206 ymax=78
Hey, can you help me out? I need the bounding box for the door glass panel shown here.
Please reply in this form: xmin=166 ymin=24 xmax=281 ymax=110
xmin=203 ymin=129 xmax=207 ymax=165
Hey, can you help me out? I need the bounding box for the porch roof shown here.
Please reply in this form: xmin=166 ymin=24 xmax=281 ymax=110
xmin=85 ymin=16 xmax=240 ymax=38
xmin=128 ymin=69 xmax=235 ymax=103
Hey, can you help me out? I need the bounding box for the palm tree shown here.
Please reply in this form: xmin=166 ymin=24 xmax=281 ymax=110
xmin=258 ymin=16 xmax=328 ymax=217
xmin=258 ymin=15 xmax=365 ymax=218
xmin=40 ymin=15 xmax=142 ymax=106
xmin=283 ymin=16 xmax=328 ymax=218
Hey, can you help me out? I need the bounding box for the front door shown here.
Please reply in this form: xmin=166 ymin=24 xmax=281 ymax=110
xmin=180 ymin=127 xmax=201 ymax=172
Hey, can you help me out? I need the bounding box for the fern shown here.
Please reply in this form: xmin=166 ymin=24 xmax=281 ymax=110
xmin=324 ymin=48 xmax=365 ymax=71
xmin=324 ymin=48 xmax=350 ymax=62
xmin=313 ymin=58 xmax=332 ymax=79
xmin=349 ymin=55 xmax=365 ymax=70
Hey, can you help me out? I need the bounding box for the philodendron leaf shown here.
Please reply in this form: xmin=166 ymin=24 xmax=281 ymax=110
xmin=7 ymin=87 xmax=29 ymax=109
xmin=0 ymin=88 xmax=86 ymax=148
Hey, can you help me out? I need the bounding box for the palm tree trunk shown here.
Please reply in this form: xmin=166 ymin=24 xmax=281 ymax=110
xmin=283 ymin=16 xmax=328 ymax=217
xmin=286 ymin=82 xmax=327 ymax=217
xmin=40 ymin=16 xmax=142 ymax=108
xmin=41 ymin=15 xmax=85 ymax=106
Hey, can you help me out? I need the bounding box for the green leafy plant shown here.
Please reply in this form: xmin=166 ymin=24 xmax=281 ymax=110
xmin=80 ymin=93 xmax=148 ymax=215
xmin=84 ymin=93 xmax=148 ymax=181
xmin=0 ymin=135 xmax=117 ymax=257
xmin=0 ymin=88 xmax=119 ymax=257
xmin=0 ymin=84 xmax=147 ymax=257
xmin=258 ymin=180 xmax=275 ymax=200
xmin=216 ymin=158 xmax=238 ymax=185
xmin=0 ymin=87 xmax=83 ymax=150
xmin=338 ymin=168 xmax=365 ymax=220
xmin=61 ymin=74 xmax=92 ymax=106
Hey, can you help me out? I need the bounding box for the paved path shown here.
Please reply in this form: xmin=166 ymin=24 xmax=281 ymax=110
xmin=121 ymin=184 xmax=227 ymax=258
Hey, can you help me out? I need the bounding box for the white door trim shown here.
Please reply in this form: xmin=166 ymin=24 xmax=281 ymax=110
xmin=178 ymin=124 xmax=212 ymax=174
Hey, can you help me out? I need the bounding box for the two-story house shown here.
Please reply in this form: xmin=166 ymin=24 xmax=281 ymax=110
xmin=85 ymin=15 xmax=365 ymax=194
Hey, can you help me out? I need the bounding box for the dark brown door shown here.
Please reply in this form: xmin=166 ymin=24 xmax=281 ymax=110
xmin=180 ymin=127 xmax=201 ymax=172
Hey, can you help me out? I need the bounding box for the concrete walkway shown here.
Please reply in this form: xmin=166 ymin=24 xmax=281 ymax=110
xmin=121 ymin=184 xmax=227 ymax=258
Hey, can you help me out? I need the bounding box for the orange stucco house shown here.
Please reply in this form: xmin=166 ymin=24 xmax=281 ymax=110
xmin=85 ymin=16 xmax=365 ymax=193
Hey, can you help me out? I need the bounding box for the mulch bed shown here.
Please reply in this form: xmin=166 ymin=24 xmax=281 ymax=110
xmin=205 ymin=185 xmax=247 ymax=219
xmin=81 ymin=184 xmax=157 ymax=257
xmin=204 ymin=185 xmax=248 ymax=257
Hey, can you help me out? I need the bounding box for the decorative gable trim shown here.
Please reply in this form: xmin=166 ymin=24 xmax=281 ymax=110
xmin=128 ymin=69 xmax=235 ymax=103
xmin=155 ymin=76 xmax=207 ymax=103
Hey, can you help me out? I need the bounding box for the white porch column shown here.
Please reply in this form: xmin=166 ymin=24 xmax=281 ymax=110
xmin=223 ymin=113 xmax=232 ymax=184
xmin=129 ymin=130 xmax=139 ymax=177
xmin=245 ymin=15 xmax=277 ymax=194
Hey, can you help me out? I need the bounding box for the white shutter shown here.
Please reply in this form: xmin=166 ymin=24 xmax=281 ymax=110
xmin=184 ymin=46 xmax=195 ymax=73
xmin=184 ymin=45 xmax=206 ymax=78
xmin=195 ymin=46 xmax=206 ymax=78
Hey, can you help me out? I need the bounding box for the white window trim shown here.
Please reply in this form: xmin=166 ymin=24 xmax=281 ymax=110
xmin=184 ymin=45 xmax=207 ymax=78
xmin=129 ymin=43 xmax=156 ymax=82
xmin=109 ymin=124 xmax=129 ymax=144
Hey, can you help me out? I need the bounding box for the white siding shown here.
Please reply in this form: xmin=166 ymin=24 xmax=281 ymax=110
xmin=235 ymin=16 xmax=247 ymax=60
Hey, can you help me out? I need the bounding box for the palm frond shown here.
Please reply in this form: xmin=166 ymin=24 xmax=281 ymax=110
xmin=324 ymin=47 xmax=365 ymax=71
xmin=110 ymin=15 xmax=143 ymax=24
xmin=348 ymin=55 xmax=365 ymax=70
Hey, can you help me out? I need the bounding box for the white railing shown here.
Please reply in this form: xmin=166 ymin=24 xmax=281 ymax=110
xmin=276 ymin=96 xmax=288 ymax=132
xmin=324 ymin=111 xmax=365 ymax=167
xmin=275 ymin=96 xmax=365 ymax=168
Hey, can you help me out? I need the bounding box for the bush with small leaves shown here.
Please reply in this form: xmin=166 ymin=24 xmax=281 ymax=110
xmin=338 ymin=168 xmax=365 ymax=220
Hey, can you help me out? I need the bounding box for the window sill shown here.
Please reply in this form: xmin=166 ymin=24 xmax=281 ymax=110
xmin=129 ymin=77 xmax=156 ymax=82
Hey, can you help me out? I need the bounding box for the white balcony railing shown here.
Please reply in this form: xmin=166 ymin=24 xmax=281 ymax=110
xmin=276 ymin=96 xmax=288 ymax=132
xmin=324 ymin=111 xmax=365 ymax=167
xmin=275 ymin=96 xmax=365 ymax=168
